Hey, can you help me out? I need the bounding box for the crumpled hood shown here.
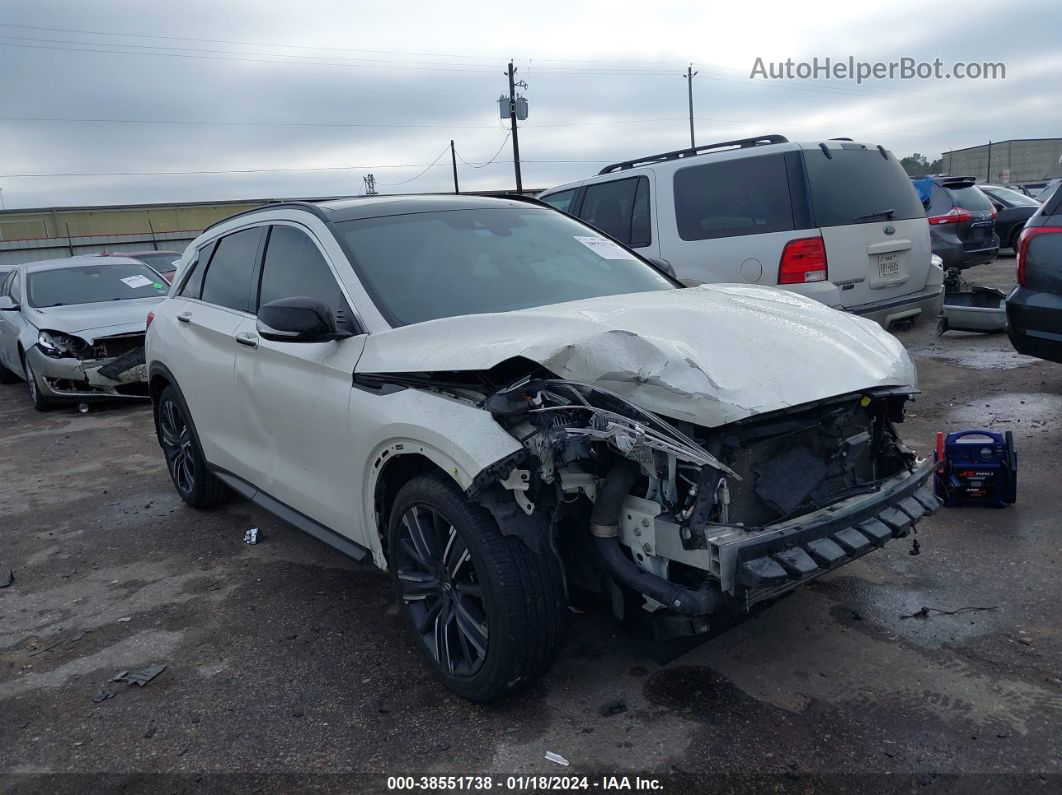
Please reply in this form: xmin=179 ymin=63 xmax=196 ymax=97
xmin=357 ymin=285 xmax=917 ymax=427
xmin=27 ymin=297 xmax=163 ymax=341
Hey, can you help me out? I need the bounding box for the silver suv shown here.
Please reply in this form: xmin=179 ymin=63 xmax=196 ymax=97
xmin=540 ymin=134 xmax=944 ymax=328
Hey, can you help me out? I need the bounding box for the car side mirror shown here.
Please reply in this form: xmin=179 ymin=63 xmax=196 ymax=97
xmin=257 ymin=297 xmax=355 ymax=343
xmin=645 ymin=257 xmax=677 ymax=278
xmin=991 ymin=200 xmax=1005 ymax=211
xmin=0 ymin=296 xmax=19 ymax=311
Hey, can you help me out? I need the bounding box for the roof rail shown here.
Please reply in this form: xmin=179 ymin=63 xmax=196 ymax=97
xmin=201 ymin=200 xmax=330 ymax=235
xmin=597 ymin=134 xmax=789 ymax=175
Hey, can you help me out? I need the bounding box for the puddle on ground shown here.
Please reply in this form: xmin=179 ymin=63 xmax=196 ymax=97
xmin=910 ymin=337 xmax=1040 ymax=370
xmin=942 ymin=392 xmax=1062 ymax=431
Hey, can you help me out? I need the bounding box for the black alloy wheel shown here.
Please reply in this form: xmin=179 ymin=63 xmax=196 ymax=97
xmin=394 ymin=503 xmax=489 ymax=677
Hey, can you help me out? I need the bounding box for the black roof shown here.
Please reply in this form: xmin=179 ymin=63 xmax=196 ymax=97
xmin=203 ymin=193 xmax=545 ymax=233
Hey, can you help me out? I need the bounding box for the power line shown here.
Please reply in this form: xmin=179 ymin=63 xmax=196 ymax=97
xmin=456 ymin=133 xmax=511 ymax=168
xmin=0 ymin=158 xmax=617 ymax=179
xmin=0 ymin=115 xmax=502 ymax=130
xmin=375 ymin=145 xmax=451 ymax=187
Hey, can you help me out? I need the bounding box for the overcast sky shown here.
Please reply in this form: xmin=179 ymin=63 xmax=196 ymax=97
xmin=0 ymin=0 xmax=1058 ymax=209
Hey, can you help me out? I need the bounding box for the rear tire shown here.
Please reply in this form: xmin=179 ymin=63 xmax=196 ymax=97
xmin=23 ymin=357 xmax=52 ymax=411
xmin=388 ymin=473 xmax=568 ymax=701
xmin=1009 ymin=227 xmax=1022 ymax=255
xmin=156 ymin=384 xmax=230 ymax=508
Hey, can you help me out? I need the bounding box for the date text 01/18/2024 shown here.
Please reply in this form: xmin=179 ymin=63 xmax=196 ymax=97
xmin=386 ymin=775 xmax=664 ymax=791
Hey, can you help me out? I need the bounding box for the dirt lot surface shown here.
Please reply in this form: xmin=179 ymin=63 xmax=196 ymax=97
xmin=2 ymin=257 xmax=1060 ymax=791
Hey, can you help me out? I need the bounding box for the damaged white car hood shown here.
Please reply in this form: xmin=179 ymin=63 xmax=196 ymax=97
xmin=27 ymin=297 xmax=162 ymax=342
xmin=357 ymin=285 xmax=917 ymax=427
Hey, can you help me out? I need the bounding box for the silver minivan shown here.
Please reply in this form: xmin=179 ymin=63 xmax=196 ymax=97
xmin=539 ymin=134 xmax=944 ymax=328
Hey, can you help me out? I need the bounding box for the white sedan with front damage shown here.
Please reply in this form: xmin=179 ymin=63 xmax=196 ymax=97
xmin=145 ymin=195 xmax=939 ymax=701
xmin=0 ymin=256 xmax=169 ymax=409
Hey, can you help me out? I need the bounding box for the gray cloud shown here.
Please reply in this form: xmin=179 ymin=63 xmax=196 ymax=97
xmin=0 ymin=0 xmax=1058 ymax=208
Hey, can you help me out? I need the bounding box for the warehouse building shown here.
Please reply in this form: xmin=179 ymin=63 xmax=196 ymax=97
xmin=0 ymin=190 xmax=540 ymax=267
xmin=942 ymin=138 xmax=1062 ymax=185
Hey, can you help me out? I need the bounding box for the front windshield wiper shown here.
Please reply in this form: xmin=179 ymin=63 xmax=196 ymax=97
xmin=853 ymin=208 xmax=895 ymax=222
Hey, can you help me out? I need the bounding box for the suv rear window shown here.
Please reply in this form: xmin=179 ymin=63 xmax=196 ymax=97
xmin=804 ymin=148 xmax=925 ymax=227
xmin=945 ymin=185 xmax=994 ymax=212
xmin=673 ymin=154 xmax=794 ymax=241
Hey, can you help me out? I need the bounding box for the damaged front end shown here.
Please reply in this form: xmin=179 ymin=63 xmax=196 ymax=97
xmin=469 ymin=372 xmax=938 ymax=637
xmin=28 ymin=330 xmax=149 ymax=400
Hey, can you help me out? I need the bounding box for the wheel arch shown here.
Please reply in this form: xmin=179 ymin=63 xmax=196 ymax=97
xmin=366 ymin=443 xmax=471 ymax=570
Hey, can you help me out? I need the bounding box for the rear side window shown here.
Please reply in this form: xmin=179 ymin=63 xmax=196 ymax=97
xmin=804 ymin=148 xmax=925 ymax=227
xmin=674 ymin=154 xmax=794 ymax=241
xmin=946 ymin=185 xmax=994 ymax=212
xmin=579 ymin=177 xmax=651 ymax=247
xmin=257 ymin=225 xmax=353 ymax=327
xmin=541 ymin=189 xmax=577 ymax=214
xmin=178 ymin=240 xmax=215 ymax=299
xmin=200 ymin=227 xmax=264 ymax=312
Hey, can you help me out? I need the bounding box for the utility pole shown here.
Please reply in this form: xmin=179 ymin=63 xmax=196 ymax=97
xmin=986 ymin=139 xmax=992 ymax=182
xmin=683 ymin=65 xmax=698 ymax=149
xmin=450 ymin=140 xmax=460 ymax=194
xmin=507 ymin=61 xmax=523 ymax=192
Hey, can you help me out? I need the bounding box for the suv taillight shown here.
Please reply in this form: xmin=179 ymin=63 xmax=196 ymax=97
xmin=146 ymin=310 xmax=155 ymax=330
xmin=778 ymin=237 xmax=828 ymax=284
xmin=1016 ymin=226 xmax=1062 ymax=287
xmin=927 ymin=208 xmax=972 ymax=225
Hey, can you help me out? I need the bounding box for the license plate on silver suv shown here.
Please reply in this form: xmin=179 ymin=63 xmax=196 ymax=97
xmin=877 ymin=252 xmax=901 ymax=280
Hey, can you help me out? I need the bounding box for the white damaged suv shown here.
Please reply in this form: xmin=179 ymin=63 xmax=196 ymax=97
xmin=146 ymin=195 xmax=939 ymax=700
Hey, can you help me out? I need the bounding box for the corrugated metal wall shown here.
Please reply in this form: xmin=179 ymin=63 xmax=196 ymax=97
xmin=942 ymin=139 xmax=1062 ymax=184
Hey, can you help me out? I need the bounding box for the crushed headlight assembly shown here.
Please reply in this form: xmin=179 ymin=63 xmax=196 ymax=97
xmin=37 ymin=330 xmax=88 ymax=358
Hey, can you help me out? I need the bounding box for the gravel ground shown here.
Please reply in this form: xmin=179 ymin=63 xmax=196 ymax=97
xmin=2 ymin=257 xmax=1060 ymax=792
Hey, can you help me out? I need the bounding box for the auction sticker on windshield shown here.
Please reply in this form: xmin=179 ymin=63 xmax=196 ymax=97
xmin=574 ymin=236 xmax=637 ymax=260
xmin=120 ymin=275 xmax=155 ymax=289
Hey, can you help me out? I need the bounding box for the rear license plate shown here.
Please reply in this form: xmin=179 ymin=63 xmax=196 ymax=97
xmin=877 ymin=252 xmax=901 ymax=280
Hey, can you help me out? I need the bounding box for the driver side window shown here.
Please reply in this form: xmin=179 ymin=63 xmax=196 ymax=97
xmin=257 ymin=225 xmax=355 ymax=332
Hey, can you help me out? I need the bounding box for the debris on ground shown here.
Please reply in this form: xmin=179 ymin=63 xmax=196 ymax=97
xmin=545 ymin=751 xmax=570 ymax=766
xmin=29 ymin=637 xmax=67 ymax=657
xmin=0 ymin=569 xmax=13 ymax=588
xmin=243 ymin=528 xmax=260 ymax=545
xmin=92 ymin=688 xmax=115 ymax=703
xmin=598 ymin=698 xmax=628 ymax=717
xmin=111 ymin=664 xmax=166 ymax=687
xmin=900 ymin=605 xmax=999 ymax=620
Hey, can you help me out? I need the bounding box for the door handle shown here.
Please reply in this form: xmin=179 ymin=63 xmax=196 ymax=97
xmin=177 ymin=311 xmax=192 ymax=324
xmin=234 ymin=332 xmax=259 ymax=349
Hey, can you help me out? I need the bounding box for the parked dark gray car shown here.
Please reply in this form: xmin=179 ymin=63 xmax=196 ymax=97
xmin=916 ymin=176 xmax=999 ymax=269
xmin=1007 ymin=189 xmax=1062 ymax=364
xmin=0 ymin=256 xmax=169 ymax=409
xmin=980 ymin=185 xmax=1041 ymax=253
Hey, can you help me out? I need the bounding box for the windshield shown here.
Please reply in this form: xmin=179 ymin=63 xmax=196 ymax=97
xmin=803 ymin=147 xmax=926 ymax=227
xmin=27 ymin=262 xmax=169 ymax=308
xmin=333 ymin=207 xmax=675 ymax=326
xmin=985 ymin=186 xmax=1040 ymax=207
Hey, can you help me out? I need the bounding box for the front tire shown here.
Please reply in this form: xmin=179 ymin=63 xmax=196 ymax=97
xmin=156 ymin=384 xmax=230 ymax=508
xmin=388 ymin=473 xmax=567 ymax=701
xmin=23 ymin=357 xmax=52 ymax=411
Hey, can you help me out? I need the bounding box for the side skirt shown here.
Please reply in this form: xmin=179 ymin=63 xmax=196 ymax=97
xmin=210 ymin=466 xmax=370 ymax=563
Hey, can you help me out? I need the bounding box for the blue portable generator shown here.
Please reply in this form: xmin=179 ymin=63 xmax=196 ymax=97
xmin=934 ymin=430 xmax=1018 ymax=508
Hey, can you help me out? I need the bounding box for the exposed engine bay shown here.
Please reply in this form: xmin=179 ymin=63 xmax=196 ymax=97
xmin=362 ymin=360 xmax=939 ymax=638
